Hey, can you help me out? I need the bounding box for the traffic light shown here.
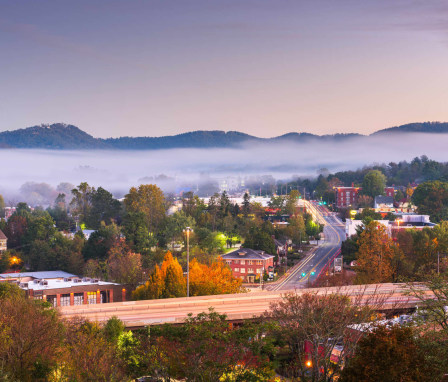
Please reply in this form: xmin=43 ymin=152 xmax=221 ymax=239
xmin=301 ymin=272 xmax=306 ymax=277
xmin=311 ymin=271 xmax=316 ymax=276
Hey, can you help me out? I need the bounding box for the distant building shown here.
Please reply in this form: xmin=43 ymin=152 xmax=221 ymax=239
xmin=374 ymin=196 xmax=394 ymax=209
xmin=221 ymin=248 xmax=274 ymax=283
xmin=0 ymin=270 xmax=125 ymax=306
xmin=335 ymin=186 xmax=396 ymax=208
xmin=345 ymin=220 xmax=391 ymax=238
xmin=335 ymin=186 xmax=361 ymax=208
xmin=0 ymin=229 xmax=7 ymax=252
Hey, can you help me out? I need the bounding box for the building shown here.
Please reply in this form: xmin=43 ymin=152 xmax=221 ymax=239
xmin=345 ymin=215 xmax=436 ymax=239
xmin=0 ymin=229 xmax=7 ymax=252
xmin=0 ymin=270 xmax=125 ymax=306
xmin=335 ymin=186 xmax=361 ymax=208
xmin=335 ymin=186 xmax=395 ymax=208
xmin=374 ymin=196 xmax=394 ymax=209
xmin=221 ymin=248 xmax=275 ymax=283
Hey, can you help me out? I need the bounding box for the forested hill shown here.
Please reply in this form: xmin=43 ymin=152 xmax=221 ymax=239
xmin=0 ymin=122 xmax=447 ymax=150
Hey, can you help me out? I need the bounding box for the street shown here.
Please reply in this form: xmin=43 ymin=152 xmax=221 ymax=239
xmin=271 ymin=203 xmax=345 ymax=290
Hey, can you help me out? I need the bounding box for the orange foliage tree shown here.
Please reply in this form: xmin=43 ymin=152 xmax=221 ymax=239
xmin=133 ymin=252 xmax=243 ymax=300
xmin=355 ymin=221 xmax=399 ymax=284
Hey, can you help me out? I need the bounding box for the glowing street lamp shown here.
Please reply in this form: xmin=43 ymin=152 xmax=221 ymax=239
xmin=183 ymin=227 xmax=193 ymax=297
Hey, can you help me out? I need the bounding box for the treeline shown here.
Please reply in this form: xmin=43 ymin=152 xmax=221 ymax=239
xmin=2 ymin=278 xmax=448 ymax=381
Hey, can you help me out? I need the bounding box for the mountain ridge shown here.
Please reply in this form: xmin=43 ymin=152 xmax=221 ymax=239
xmin=0 ymin=121 xmax=447 ymax=150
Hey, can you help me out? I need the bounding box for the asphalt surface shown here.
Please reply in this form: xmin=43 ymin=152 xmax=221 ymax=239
xmin=272 ymin=203 xmax=346 ymax=290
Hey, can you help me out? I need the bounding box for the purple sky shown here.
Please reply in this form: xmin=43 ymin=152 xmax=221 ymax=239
xmin=1 ymin=0 xmax=448 ymax=138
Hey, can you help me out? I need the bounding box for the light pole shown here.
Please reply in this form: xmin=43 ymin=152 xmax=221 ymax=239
xmin=183 ymin=227 xmax=193 ymax=297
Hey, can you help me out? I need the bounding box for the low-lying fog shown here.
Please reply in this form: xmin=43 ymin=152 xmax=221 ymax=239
xmin=1 ymin=133 xmax=447 ymax=205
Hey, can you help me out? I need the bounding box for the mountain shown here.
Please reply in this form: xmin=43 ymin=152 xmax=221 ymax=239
xmin=372 ymin=122 xmax=448 ymax=135
xmin=0 ymin=122 xmax=446 ymax=150
xmin=0 ymin=123 xmax=107 ymax=149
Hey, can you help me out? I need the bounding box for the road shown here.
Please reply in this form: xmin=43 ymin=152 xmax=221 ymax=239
xmin=58 ymin=283 xmax=421 ymax=328
xmin=272 ymin=202 xmax=346 ymax=290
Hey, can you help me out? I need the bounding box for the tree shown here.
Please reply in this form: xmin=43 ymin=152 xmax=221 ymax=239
xmin=70 ymin=182 xmax=95 ymax=226
xmin=124 ymin=184 xmax=166 ymax=234
xmin=189 ymin=258 xmax=244 ymax=296
xmin=265 ymin=290 xmax=381 ymax=381
xmin=340 ymin=326 xmax=432 ymax=382
xmin=148 ymin=309 xmax=275 ymax=381
xmin=242 ymin=192 xmax=251 ymax=217
xmin=87 ymin=186 xmax=121 ymax=229
xmin=82 ymin=223 xmax=120 ymax=261
xmin=362 ymin=170 xmax=386 ymax=198
xmin=355 ymin=221 xmax=397 ymax=284
xmin=160 ymin=211 xmax=195 ymax=248
xmin=107 ymin=238 xmax=143 ymax=288
xmin=61 ymin=319 xmax=126 ymax=381
xmin=0 ymin=292 xmax=63 ymax=381
xmin=244 ymin=225 xmax=275 ymax=254
xmin=122 ymin=211 xmax=155 ymax=255
xmin=285 ymin=190 xmax=300 ymax=215
xmin=412 ymin=181 xmax=448 ymax=222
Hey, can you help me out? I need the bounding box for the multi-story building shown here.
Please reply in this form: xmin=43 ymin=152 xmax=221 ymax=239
xmin=221 ymin=248 xmax=274 ymax=283
xmin=335 ymin=186 xmax=396 ymax=208
xmin=335 ymin=186 xmax=361 ymax=208
xmin=0 ymin=270 xmax=125 ymax=306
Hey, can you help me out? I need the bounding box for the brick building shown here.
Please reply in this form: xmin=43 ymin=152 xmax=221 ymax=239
xmin=0 ymin=229 xmax=7 ymax=252
xmin=0 ymin=270 xmax=125 ymax=306
xmin=221 ymin=248 xmax=274 ymax=283
xmin=335 ymin=186 xmax=396 ymax=208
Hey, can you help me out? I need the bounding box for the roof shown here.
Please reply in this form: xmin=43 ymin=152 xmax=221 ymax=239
xmin=374 ymin=196 xmax=394 ymax=205
xmin=0 ymin=270 xmax=77 ymax=280
xmin=20 ymin=278 xmax=118 ymax=291
xmin=222 ymin=248 xmax=274 ymax=260
xmin=0 ymin=229 xmax=6 ymax=240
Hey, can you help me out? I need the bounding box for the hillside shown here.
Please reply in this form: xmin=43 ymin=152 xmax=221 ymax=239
xmin=0 ymin=121 xmax=446 ymax=150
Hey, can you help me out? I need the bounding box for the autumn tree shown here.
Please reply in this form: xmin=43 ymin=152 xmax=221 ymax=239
xmin=355 ymin=221 xmax=397 ymax=284
xmin=265 ymin=289 xmax=382 ymax=381
xmin=340 ymin=326 xmax=433 ymax=382
xmin=189 ymin=258 xmax=243 ymax=296
xmin=133 ymin=251 xmax=185 ymax=300
xmin=107 ymin=238 xmax=143 ymax=288
xmin=0 ymin=288 xmax=64 ymax=381
xmin=124 ymin=184 xmax=166 ymax=234
xmin=284 ymin=189 xmax=300 ymax=215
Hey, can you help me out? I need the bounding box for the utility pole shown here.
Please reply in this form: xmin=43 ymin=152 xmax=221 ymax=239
xmin=183 ymin=227 xmax=193 ymax=297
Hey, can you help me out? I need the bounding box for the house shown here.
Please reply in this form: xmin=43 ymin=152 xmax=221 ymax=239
xmin=221 ymin=248 xmax=275 ymax=283
xmin=0 ymin=270 xmax=125 ymax=306
xmin=0 ymin=229 xmax=7 ymax=252
xmin=374 ymin=196 xmax=394 ymax=209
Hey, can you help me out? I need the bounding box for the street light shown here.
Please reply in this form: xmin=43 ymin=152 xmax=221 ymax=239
xmin=183 ymin=227 xmax=193 ymax=297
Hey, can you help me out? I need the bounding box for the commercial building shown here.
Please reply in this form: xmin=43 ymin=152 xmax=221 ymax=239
xmin=221 ymin=248 xmax=274 ymax=283
xmin=335 ymin=186 xmax=396 ymax=208
xmin=0 ymin=270 xmax=125 ymax=306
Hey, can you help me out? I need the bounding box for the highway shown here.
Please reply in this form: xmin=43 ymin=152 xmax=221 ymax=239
xmin=58 ymin=283 xmax=424 ymax=328
xmin=272 ymin=202 xmax=346 ymax=290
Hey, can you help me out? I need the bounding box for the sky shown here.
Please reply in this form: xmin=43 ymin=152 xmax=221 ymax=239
xmin=1 ymin=0 xmax=448 ymax=138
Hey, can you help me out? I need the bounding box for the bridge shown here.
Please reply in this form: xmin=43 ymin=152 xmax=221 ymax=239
xmin=58 ymin=283 xmax=427 ymax=328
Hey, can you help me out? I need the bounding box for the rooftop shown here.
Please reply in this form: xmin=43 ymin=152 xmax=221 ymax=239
xmin=0 ymin=270 xmax=77 ymax=280
xmin=222 ymin=248 xmax=274 ymax=260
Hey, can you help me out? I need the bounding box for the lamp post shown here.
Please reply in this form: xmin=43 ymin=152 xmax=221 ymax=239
xmin=183 ymin=227 xmax=193 ymax=297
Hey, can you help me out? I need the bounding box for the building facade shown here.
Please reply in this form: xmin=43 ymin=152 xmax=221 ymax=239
xmin=221 ymin=248 xmax=274 ymax=283
xmin=0 ymin=271 xmax=125 ymax=306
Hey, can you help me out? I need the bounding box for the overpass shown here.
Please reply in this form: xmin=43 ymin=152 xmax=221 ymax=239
xmin=58 ymin=283 xmax=427 ymax=328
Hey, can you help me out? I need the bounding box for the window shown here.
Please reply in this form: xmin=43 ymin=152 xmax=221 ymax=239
xmin=234 ymin=260 xmax=239 ymax=264
xmin=248 ymin=260 xmax=253 ymax=265
xmin=46 ymin=295 xmax=57 ymax=307
xmin=257 ymin=268 xmax=262 ymax=274
xmin=257 ymin=260 xmax=262 ymax=265
xmin=248 ymin=268 xmax=254 ymax=273
xmin=226 ymin=260 xmax=231 ymax=265
xmin=240 ymin=260 xmax=245 ymax=265
xmin=60 ymin=294 xmax=71 ymax=307
xmin=234 ymin=268 xmax=240 ymax=272
xmin=74 ymin=293 xmax=84 ymax=305
xmin=87 ymin=292 xmax=97 ymax=304
xmin=240 ymin=268 xmax=246 ymax=273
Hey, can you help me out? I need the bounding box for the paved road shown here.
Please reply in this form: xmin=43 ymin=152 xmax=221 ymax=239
xmin=272 ymin=202 xmax=346 ymax=290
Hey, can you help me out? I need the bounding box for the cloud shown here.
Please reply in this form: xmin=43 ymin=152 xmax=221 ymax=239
xmin=0 ymin=132 xmax=447 ymax=205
